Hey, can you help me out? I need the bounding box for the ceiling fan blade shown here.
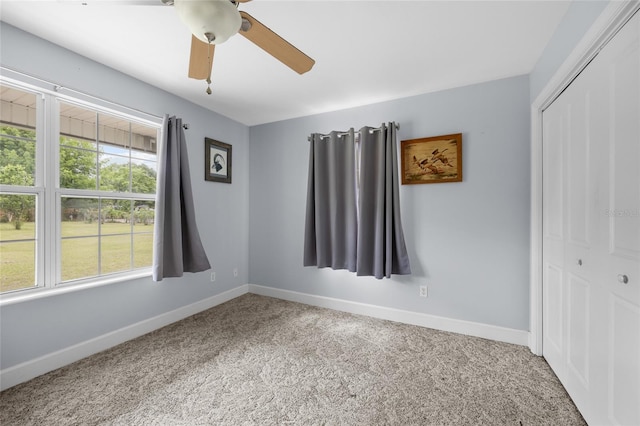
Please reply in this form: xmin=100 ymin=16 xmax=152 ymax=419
xmin=63 ymin=0 xmax=167 ymax=5
xmin=188 ymin=34 xmax=214 ymax=80
xmin=239 ymin=11 xmax=315 ymax=75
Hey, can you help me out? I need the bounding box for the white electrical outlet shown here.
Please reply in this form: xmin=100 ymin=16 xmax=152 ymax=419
xmin=211 ymin=272 xmax=216 ymax=282
xmin=419 ymin=285 xmax=428 ymax=298
xmin=233 ymin=268 xmax=238 ymax=277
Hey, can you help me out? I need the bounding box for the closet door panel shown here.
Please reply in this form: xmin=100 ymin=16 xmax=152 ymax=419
xmin=602 ymin=12 xmax=640 ymax=425
xmin=566 ymin=84 xmax=592 ymax=250
xmin=607 ymin=25 xmax=640 ymax=261
xmin=542 ymin=98 xmax=567 ymax=380
xmin=562 ymin=70 xmax=597 ymax=413
xmin=544 ymin=263 xmax=565 ymax=376
xmin=566 ymin=274 xmax=590 ymax=388
xmin=543 ymin=101 xmax=565 ymax=242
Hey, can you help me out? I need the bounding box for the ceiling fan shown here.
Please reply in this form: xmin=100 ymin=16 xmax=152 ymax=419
xmin=161 ymin=0 xmax=315 ymax=94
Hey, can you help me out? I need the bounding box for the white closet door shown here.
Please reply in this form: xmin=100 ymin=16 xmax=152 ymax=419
xmin=542 ymin=91 xmax=568 ymax=386
xmin=543 ymin=53 xmax=602 ymax=421
xmin=597 ymin=12 xmax=640 ymax=425
xmin=542 ymin=10 xmax=639 ymax=426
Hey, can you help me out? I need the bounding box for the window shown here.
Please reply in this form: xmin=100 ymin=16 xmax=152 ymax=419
xmin=0 ymin=81 xmax=160 ymax=295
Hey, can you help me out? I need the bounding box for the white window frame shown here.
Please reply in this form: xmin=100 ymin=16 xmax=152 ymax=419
xmin=0 ymin=69 xmax=162 ymax=305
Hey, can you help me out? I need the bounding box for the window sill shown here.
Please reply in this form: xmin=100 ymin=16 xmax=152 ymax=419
xmin=0 ymin=270 xmax=152 ymax=307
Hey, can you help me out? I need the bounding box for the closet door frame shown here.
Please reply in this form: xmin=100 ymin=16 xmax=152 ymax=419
xmin=529 ymin=0 xmax=640 ymax=356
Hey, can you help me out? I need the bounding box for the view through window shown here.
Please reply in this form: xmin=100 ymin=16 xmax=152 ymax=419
xmin=0 ymin=85 xmax=37 ymax=293
xmin=0 ymin=83 xmax=160 ymax=294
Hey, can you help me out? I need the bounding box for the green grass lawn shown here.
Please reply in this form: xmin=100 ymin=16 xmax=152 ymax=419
xmin=0 ymin=221 xmax=153 ymax=293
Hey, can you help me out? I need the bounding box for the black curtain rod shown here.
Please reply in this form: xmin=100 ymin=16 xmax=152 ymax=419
xmin=308 ymin=123 xmax=400 ymax=142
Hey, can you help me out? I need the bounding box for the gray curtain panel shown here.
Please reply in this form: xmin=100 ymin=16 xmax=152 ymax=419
xmin=152 ymin=115 xmax=211 ymax=281
xmin=357 ymin=123 xmax=411 ymax=278
xmin=304 ymin=123 xmax=411 ymax=279
xmin=304 ymin=130 xmax=358 ymax=271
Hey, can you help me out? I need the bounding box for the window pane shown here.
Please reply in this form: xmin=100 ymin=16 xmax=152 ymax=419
xmin=133 ymin=200 xmax=154 ymax=268
xmin=102 ymin=143 xmax=129 ymax=158
xmin=60 ymin=105 xmax=158 ymax=197
xmin=131 ymin=123 xmax=157 ymax=155
xmin=59 ymin=197 xmax=154 ymax=282
xmin=61 ymin=237 xmax=98 ymax=282
xmin=134 ymin=200 xmax=155 ymax=226
xmin=0 ymin=196 xmax=36 ymax=292
xmin=99 ymin=154 xmax=130 ymax=192
xmin=0 ymin=193 xmax=36 ymax=232
xmin=60 ymin=103 xmax=96 ymax=141
xmin=102 ymin=199 xmax=132 ymax=226
xmin=0 ymin=128 xmax=36 ymax=186
xmin=131 ymin=148 xmax=157 ymax=162
xmin=59 ymin=138 xmax=97 ymax=189
xmin=0 ymin=240 xmax=36 ymax=293
xmin=0 ymin=85 xmax=37 ymax=187
xmin=131 ymin=160 xmax=157 ymax=194
xmin=133 ymin=233 xmax=153 ymax=269
xmin=101 ymin=234 xmax=131 ymax=275
xmin=98 ymin=113 xmax=130 ymax=151
xmin=59 ymin=103 xmax=100 ymax=190
xmin=61 ymin=198 xmax=99 ymax=236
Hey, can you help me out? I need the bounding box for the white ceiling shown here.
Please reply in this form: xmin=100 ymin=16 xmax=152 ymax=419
xmin=0 ymin=0 xmax=571 ymax=126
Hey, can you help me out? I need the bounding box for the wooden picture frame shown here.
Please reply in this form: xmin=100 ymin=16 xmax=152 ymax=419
xmin=400 ymin=133 xmax=462 ymax=184
xmin=205 ymin=138 xmax=232 ymax=183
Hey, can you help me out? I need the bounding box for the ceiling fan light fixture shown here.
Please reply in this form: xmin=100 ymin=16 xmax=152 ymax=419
xmin=174 ymin=0 xmax=241 ymax=45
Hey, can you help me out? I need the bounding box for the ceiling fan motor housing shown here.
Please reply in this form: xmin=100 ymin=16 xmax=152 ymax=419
xmin=174 ymin=0 xmax=241 ymax=44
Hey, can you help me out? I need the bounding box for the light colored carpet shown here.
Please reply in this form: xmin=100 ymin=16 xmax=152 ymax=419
xmin=1 ymin=293 xmax=585 ymax=425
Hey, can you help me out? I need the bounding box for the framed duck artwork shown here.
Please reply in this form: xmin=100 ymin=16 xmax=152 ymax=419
xmin=400 ymin=133 xmax=462 ymax=184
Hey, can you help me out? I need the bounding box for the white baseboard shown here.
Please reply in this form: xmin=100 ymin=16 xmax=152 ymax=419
xmin=0 ymin=284 xmax=249 ymax=391
xmin=248 ymin=284 xmax=530 ymax=347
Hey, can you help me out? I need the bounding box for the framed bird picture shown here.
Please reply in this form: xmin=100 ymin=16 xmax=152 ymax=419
xmin=400 ymin=133 xmax=462 ymax=184
xmin=205 ymin=138 xmax=232 ymax=184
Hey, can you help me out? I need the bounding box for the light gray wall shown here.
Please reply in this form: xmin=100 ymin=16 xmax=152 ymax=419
xmin=0 ymin=23 xmax=250 ymax=370
xmin=529 ymin=0 xmax=608 ymax=101
xmin=249 ymin=75 xmax=531 ymax=331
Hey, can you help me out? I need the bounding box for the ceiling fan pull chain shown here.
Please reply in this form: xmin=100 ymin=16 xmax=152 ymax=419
xmin=206 ymin=39 xmax=214 ymax=95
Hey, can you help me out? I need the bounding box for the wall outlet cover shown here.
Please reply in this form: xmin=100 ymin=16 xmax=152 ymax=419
xmin=419 ymin=286 xmax=428 ymax=297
